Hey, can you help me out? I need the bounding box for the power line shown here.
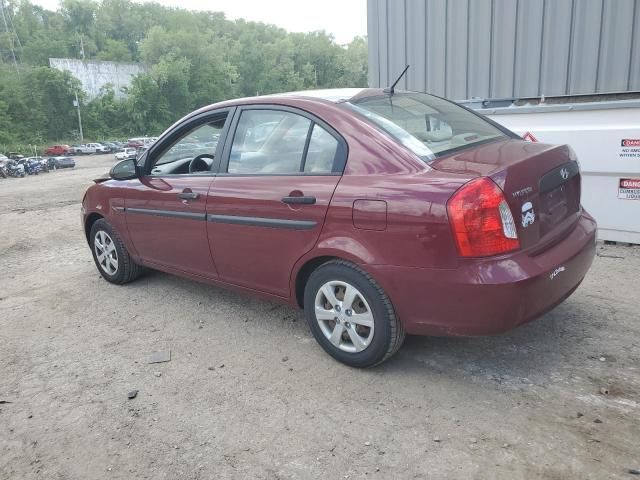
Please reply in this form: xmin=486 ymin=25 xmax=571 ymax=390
xmin=4 ymin=0 xmax=22 ymax=52
xmin=0 ymin=0 xmax=19 ymax=73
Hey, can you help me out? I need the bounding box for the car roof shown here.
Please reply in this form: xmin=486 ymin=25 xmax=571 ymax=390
xmin=161 ymin=88 xmax=392 ymax=140
xmin=258 ymin=87 xmax=394 ymax=104
xmin=205 ymin=88 xmax=386 ymax=109
xmin=266 ymin=88 xmax=368 ymax=103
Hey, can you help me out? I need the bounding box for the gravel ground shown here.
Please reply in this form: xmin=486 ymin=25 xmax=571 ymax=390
xmin=1 ymin=154 xmax=639 ymax=479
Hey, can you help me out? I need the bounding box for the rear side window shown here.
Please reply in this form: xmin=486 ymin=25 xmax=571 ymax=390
xmin=227 ymin=109 xmax=340 ymax=175
xmin=304 ymin=124 xmax=338 ymax=173
xmin=346 ymin=92 xmax=508 ymax=161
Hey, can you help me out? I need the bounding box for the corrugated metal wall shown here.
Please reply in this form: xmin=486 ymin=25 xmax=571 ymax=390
xmin=367 ymin=0 xmax=640 ymax=99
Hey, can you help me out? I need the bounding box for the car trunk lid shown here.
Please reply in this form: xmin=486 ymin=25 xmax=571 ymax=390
xmin=430 ymin=139 xmax=581 ymax=252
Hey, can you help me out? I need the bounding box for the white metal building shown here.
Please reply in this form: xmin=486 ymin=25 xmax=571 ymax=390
xmin=367 ymin=0 xmax=640 ymax=99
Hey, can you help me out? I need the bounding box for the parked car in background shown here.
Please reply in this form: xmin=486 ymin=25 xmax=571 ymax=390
xmin=127 ymin=137 xmax=157 ymax=148
xmin=46 ymin=157 xmax=59 ymax=169
xmin=45 ymin=145 xmax=71 ymax=156
xmin=70 ymin=145 xmax=87 ymax=155
xmin=127 ymin=137 xmax=146 ymax=148
xmin=102 ymin=142 xmax=119 ymax=153
xmin=71 ymin=144 xmax=105 ymax=155
xmin=82 ymin=88 xmax=597 ymax=367
xmin=115 ymin=148 xmax=137 ymax=161
xmin=52 ymin=156 xmax=76 ymax=169
xmin=86 ymin=142 xmax=110 ymax=154
xmin=111 ymin=141 xmax=126 ymax=152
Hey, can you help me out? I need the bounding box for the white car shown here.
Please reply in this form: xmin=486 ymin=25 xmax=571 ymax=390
xmin=86 ymin=143 xmax=110 ymax=154
xmin=115 ymin=148 xmax=137 ymax=161
xmin=72 ymin=144 xmax=94 ymax=154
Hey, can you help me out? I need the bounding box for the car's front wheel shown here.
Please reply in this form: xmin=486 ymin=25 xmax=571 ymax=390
xmin=304 ymin=260 xmax=405 ymax=368
xmin=90 ymin=219 xmax=142 ymax=284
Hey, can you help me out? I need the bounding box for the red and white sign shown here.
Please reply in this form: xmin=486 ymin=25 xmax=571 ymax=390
xmin=619 ymin=138 xmax=640 ymax=159
xmin=522 ymin=131 xmax=538 ymax=142
xmin=618 ymin=178 xmax=640 ymax=200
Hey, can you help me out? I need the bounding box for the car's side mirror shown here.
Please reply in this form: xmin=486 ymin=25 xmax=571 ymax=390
xmin=110 ymin=158 xmax=139 ymax=180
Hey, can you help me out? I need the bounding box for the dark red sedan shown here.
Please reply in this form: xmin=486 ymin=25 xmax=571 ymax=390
xmin=82 ymin=88 xmax=596 ymax=367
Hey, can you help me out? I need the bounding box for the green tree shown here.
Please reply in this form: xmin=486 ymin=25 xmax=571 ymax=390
xmin=123 ymin=74 xmax=167 ymax=135
xmin=340 ymin=36 xmax=368 ymax=87
xmin=0 ymin=0 xmax=368 ymax=143
xmin=85 ymin=84 xmax=127 ymax=138
xmin=96 ymin=39 xmax=132 ymax=62
xmin=0 ymin=98 xmax=15 ymax=143
xmin=23 ymin=66 xmax=84 ymax=140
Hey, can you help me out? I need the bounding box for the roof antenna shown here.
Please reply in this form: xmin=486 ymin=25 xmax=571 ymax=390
xmin=384 ymin=65 xmax=410 ymax=95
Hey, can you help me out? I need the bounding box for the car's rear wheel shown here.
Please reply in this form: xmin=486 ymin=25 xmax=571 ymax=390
xmin=90 ymin=219 xmax=142 ymax=284
xmin=304 ymin=260 xmax=405 ymax=367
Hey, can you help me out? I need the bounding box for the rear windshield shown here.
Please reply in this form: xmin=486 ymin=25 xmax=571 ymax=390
xmin=346 ymin=92 xmax=508 ymax=161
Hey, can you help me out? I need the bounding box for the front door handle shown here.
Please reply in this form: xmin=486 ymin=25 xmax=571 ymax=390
xmin=282 ymin=195 xmax=316 ymax=205
xmin=178 ymin=191 xmax=199 ymax=200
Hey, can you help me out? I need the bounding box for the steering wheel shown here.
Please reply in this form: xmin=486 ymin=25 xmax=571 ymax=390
xmin=188 ymin=154 xmax=215 ymax=173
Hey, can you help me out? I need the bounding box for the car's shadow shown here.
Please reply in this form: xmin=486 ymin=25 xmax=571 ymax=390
xmin=380 ymin=299 xmax=601 ymax=387
xmin=131 ymin=269 xmax=597 ymax=385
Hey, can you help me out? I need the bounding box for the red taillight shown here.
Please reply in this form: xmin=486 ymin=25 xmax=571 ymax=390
xmin=447 ymin=177 xmax=520 ymax=257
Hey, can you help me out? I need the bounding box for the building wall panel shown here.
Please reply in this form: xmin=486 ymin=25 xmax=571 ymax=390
xmin=597 ymin=0 xmax=635 ymax=92
xmin=368 ymin=0 xmax=640 ymax=98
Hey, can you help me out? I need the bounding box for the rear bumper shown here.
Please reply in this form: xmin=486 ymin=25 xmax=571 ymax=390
xmin=369 ymin=210 xmax=597 ymax=336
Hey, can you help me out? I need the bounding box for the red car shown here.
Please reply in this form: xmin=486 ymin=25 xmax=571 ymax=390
xmin=81 ymin=89 xmax=596 ymax=367
xmin=45 ymin=144 xmax=71 ymax=156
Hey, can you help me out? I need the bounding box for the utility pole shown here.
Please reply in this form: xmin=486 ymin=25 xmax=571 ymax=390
xmin=0 ymin=0 xmax=18 ymax=73
xmin=74 ymin=91 xmax=84 ymax=142
xmin=74 ymin=34 xmax=85 ymax=142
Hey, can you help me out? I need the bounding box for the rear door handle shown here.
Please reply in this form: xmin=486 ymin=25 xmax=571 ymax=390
xmin=178 ymin=191 xmax=199 ymax=200
xmin=282 ymin=196 xmax=316 ymax=205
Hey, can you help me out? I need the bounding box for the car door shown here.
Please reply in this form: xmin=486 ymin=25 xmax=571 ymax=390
xmin=206 ymin=105 xmax=347 ymax=297
xmin=125 ymin=108 xmax=233 ymax=278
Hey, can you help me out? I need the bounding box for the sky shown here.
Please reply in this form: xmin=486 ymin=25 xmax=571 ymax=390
xmin=30 ymin=0 xmax=368 ymax=44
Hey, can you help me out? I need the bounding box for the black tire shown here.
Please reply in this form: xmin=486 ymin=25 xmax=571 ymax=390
xmin=304 ymin=260 xmax=405 ymax=368
xmin=90 ymin=218 xmax=142 ymax=284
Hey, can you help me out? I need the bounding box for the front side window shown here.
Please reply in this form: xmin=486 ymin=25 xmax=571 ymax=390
xmin=346 ymin=92 xmax=508 ymax=161
xmin=149 ymin=113 xmax=227 ymax=175
xmin=227 ymin=109 xmax=339 ymax=175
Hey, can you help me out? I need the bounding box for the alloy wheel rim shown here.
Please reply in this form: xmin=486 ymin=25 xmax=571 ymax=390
xmin=94 ymin=230 xmax=118 ymax=276
xmin=314 ymin=280 xmax=374 ymax=353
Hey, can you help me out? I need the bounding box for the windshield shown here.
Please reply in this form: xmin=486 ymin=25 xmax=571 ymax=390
xmin=347 ymin=92 xmax=508 ymax=161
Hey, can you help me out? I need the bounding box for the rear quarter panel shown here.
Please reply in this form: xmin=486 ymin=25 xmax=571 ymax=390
xmin=318 ymin=170 xmax=468 ymax=270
